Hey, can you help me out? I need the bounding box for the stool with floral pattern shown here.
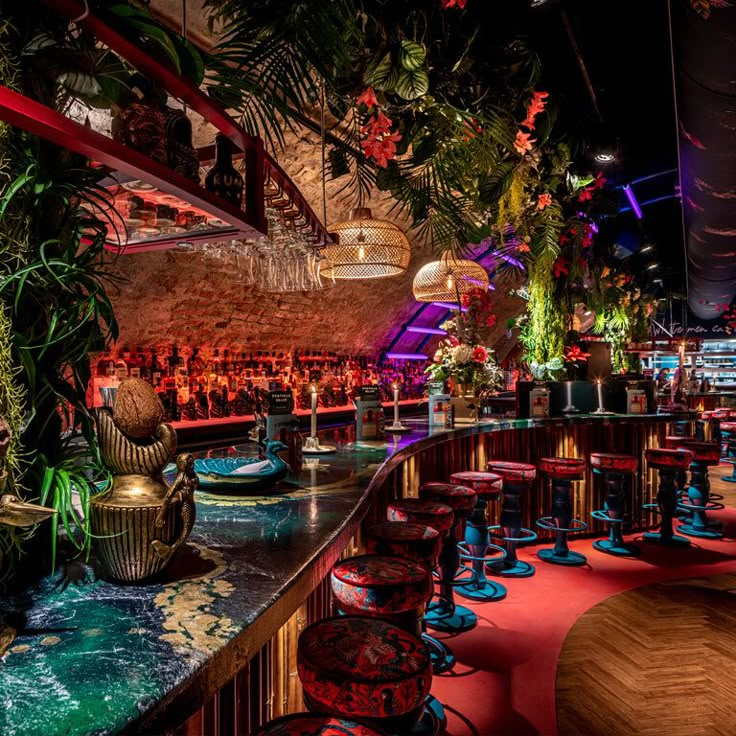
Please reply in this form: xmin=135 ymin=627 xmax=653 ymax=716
xmin=364 ymin=523 xmax=453 ymax=674
xmin=419 ymin=482 xmax=484 ymax=633
xmin=253 ymin=714 xmax=388 ymax=736
xmin=486 ymin=461 xmax=538 ymax=577
xmin=590 ymin=453 xmax=640 ymax=557
xmin=642 ymin=448 xmax=694 ymax=547
xmin=535 ymin=458 xmax=589 ymax=566
xmin=443 ymin=472 xmax=508 ymax=602
xmin=664 ymin=437 xmax=724 ymax=539
xmin=297 ymin=615 xmax=440 ymax=736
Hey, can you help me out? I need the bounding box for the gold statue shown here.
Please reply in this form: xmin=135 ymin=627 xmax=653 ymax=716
xmin=91 ymin=379 xmax=198 ymax=582
xmin=152 ymin=453 xmax=198 ymax=562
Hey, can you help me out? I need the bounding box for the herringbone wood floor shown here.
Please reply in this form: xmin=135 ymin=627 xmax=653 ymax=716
xmin=556 ymin=472 xmax=736 ymax=736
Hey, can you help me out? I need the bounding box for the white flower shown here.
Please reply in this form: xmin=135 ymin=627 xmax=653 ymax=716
xmin=451 ymin=344 xmax=474 ymax=365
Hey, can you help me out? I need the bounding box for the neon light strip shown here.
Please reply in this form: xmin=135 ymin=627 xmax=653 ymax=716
xmin=406 ymin=326 xmax=447 ymax=335
xmin=386 ymin=352 xmax=428 ymax=361
xmin=623 ymin=185 xmax=643 ymax=219
xmin=431 ymin=302 xmax=469 ymax=312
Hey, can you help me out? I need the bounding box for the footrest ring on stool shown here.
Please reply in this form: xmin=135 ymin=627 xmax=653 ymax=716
xmin=591 ymin=509 xmax=624 ymax=524
xmin=535 ymin=517 xmax=589 ymax=534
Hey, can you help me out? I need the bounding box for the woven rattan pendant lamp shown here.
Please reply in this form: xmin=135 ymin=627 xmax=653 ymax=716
xmin=412 ymin=253 xmax=489 ymax=302
xmin=321 ymin=208 xmax=411 ymax=280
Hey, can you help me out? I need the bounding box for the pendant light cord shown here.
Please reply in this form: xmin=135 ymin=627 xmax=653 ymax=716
xmin=320 ymin=79 xmax=328 ymax=244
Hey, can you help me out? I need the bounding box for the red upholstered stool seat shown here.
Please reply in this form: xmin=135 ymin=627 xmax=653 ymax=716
xmin=447 ymin=472 xmax=502 ymax=500
xmin=486 ymin=460 xmax=537 ymax=482
xmin=645 ymin=447 xmax=694 ymax=469
xmin=253 ymin=714 xmax=386 ymax=736
xmin=387 ymin=499 xmax=454 ymax=537
xmin=366 ymin=522 xmax=441 ymax=570
xmin=538 ymin=457 xmax=586 ymax=479
xmin=719 ymin=422 xmax=736 ymax=433
xmin=331 ymin=555 xmax=432 ymax=618
xmin=298 ymin=616 xmax=432 ymax=727
xmin=590 ymin=453 xmax=638 ymax=473
xmin=664 ymin=437 xmax=721 ymax=465
xmin=421 ymin=482 xmax=478 ymax=516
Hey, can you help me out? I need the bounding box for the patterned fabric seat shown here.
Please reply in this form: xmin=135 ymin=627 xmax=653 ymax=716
xmin=664 ymin=437 xmax=721 ymax=465
xmin=297 ymin=616 xmax=432 ymax=726
xmin=590 ymin=453 xmax=638 ymax=473
xmin=253 ymin=714 xmax=386 ymax=736
xmin=719 ymin=421 xmax=736 ymax=433
xmin=421 ymin=482 xmax=478 ymax=515
xmin=366 ymin=522 xmax=441 ymax=570
xmin=486 ymin=460 xmax=537 ymax=483
xmin=446 ymin=473 xmax=502 ymax=501
xmin=331 ymin=555 xmax=432 ymax=617
xmin=645 ymin=447 xmax=694 ymax=470
xmin=538 ymin=457 xmax=586 ymax=479
xmin=387 ymin=499 xmax=454 ymax=536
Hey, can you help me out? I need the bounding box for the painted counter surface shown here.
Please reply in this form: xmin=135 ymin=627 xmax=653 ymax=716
xmin=0 ymin=413 xmax=684 ymax=736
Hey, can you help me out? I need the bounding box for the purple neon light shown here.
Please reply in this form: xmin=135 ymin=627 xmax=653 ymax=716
xmin=386 ymin=352 xmax=428 ymax=361
xmin=406 ymin=326 xmax=447 ymax=335
xmin=623 ymin=185 xmax=643 ymax=219
xmin=431 ymin=302 xmax=469 ymax=312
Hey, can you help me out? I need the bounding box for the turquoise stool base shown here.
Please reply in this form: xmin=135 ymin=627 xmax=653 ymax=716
xmin=455 ymin=577 xmax=507 ymax=602
xmin=493 ymin=559 xmax=535 ymax=577
xmin=537 ymin=548 xmax=587 ymax=566
xmin=424 ymin=601 xmax=477 ymax=633
xmin=424 ymin=633 xmax=455 ymax=674
xmin=593 ymin=539 xmax=640 ymax=557
xmin=643 ymin=530 xmax=691 ymax=546
xmin=677 ymin=523 xmax=723 ymax=540
xmin=393 ymin=697 xmax=443 ymax=736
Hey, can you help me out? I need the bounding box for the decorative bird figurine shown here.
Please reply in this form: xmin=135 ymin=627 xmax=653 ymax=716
xmin=0 ymin=493 xmax=56 ymax=528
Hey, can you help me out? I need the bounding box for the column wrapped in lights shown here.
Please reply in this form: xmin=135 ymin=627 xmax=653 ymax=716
xmin=321 ymin=208 xmax=411 ymax=280
xmin=412 ymin=253 xmax=489 ymax=303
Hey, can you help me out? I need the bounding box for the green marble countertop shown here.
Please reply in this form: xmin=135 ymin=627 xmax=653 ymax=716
xmin=0 ymin=412 xmax=684 ymax=735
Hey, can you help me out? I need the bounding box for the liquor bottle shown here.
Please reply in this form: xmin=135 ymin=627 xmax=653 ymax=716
xmin=204 ymin=133 xmax=244 ymax=207
xmin=115 ymin=349 xmax=129 ymax=381
xmin=187 ymin=347 xmax=205 ymax=378
xmin=137 ymin=346 xmax=150 ymax=382
xmin=150 ymin=349 xmax=162 ymax=387
xmin=123 ymin=346 xmax=140 ymax=379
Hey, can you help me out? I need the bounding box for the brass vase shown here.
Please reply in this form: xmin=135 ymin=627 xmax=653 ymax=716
xmin=92 ymin=410 xmax=196 ymax=583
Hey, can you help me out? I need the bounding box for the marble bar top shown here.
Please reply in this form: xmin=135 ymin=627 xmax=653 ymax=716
xmin=0 ymin=412 xmax=685 ymax=736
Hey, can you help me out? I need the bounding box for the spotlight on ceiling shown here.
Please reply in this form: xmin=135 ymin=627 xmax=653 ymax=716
xmin=646 ymin=262 xmax=660 ymax=271
xmin=594 ymin=151 xmax=617 ymax=165
xmin=640 ymin=244 xmax=654 ymax=253
xmin=652 ymin=278 xmax=663 ymax=285
xmin=530 ymin=0 xmax=549 ymax=6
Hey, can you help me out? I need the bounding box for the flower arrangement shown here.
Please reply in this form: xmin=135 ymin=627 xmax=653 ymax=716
xmin=426 ymin=288 xmax=504 ymax=391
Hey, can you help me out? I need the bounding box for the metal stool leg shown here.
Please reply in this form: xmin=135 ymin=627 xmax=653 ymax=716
xmin=643 ymin=468 xmax=691 ymax=546
xmin=592 ymin=470 xmax=640 ymax=557
xmin=678 ymin=462 xmax=724 ymax=539
xmin=537 ymin=477 xmax=588 ymax=566
xmin=492 ymin=481 xmax=536 ymax=577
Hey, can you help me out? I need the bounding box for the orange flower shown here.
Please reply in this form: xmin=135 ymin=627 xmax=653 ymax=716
xmin=514 ymin=130 xmax=536 ymax=155
xmin=536 ymin=193 xmax=552 ymax=210
xmin=521 ymin=90 xmax=549 ymax=129
xmin=516 ymin=242 xmax=531 ymax=253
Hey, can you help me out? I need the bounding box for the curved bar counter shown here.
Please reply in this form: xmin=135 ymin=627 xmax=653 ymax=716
xmin=0 ymin=413 xmax=688 ymax=736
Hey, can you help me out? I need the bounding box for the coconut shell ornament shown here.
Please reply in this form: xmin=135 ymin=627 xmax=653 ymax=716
xmin=113 ymin=378 xmax=165 ymax=439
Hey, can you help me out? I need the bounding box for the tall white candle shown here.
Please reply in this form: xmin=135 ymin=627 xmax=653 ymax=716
xmin=597 ymin=381 xmax=603 ymax=412
xmin=310 ymin=385 xmax=318 ymax=439
xmin=393 ymin=384 xmax=400 ymax=425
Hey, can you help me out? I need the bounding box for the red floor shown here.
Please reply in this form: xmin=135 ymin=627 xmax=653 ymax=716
xmin=430 ymin=473 xmax=736 ymax=736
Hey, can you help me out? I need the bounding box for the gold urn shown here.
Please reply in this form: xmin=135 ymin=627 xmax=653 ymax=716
xmin=91 ymin=381 xmax=197 ymax=583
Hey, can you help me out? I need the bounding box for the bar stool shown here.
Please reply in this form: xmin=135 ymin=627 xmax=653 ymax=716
xmin=364 ymin=522 xmax=454 ymax=673
xmin=486 ymin=461 xmax=538 ymax=577
xmin=253 ymin=714 xmax=387 ymax=736
xmin=419 ymin=482 xmax=487 ymax=631
xmin=665 ymin=437 xmax=724 ymax=539
xmin=444 ymin=472 xmax=507 ymax=602
xmin=536 ymin=458 xmax=588 ymax=566
xmin=721 ymin=421 xmax=736 ymax=482
xmin=298 ymin=615 xmax=439 ymax=735
xmin=590 ymin=453 xmax=640 ymax=557
xmin=643 ymin=448 xmax=694 ymax=547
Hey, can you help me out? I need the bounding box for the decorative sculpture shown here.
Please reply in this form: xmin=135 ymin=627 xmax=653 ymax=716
xmin=91 ymin=379 xmax=198 ymax=582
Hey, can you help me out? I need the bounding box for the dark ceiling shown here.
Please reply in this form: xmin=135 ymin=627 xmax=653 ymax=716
xmin=520 ymin=0 xmax=686 ymax=295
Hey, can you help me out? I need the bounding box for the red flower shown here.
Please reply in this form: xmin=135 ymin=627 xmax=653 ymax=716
xmin=442 ymin=0 xmax=467 ymax=7
xmin=516 ymin=242 xmax=531 ymax=253
xmin=536 ymin=193 xmax=552 ymax=210
xmin=514 ymin=130 xmax=536 ymax=155
xmin=472 ymin=346 xmax=488 ymax=363
xmin=553 ymin=256 xmax=569 ymax=278
xmin=449 ymin=336 xmax=459 ymax=346
xmin=521 ymin=90 xmax=549 ymax=129
xmin=577 ymin=188 xmax=593 ymax=202
xmin=360 ymin=111 xmax=402 ymax=167
xmin=356 ymin=87 xmax=378 ymax=109
xmin=564 ymin=345 xmax=591 ymax=363
xmin=486 ymin=314 xmax=497 ymax=328
xmin=592 ymin=172 xmax=607 ymax=189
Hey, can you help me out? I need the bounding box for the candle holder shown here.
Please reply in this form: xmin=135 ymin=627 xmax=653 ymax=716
xmin=302 ymin=435 xmax=336 ymax=455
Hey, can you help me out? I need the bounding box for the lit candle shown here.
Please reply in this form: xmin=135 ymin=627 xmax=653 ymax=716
xmin=310 ymin=384 xmax=318 ymax=439
xmin=393 ymin=383 xmax=400 ymax=425
xmin=595 ymin=380 xmax=604 ymax=413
